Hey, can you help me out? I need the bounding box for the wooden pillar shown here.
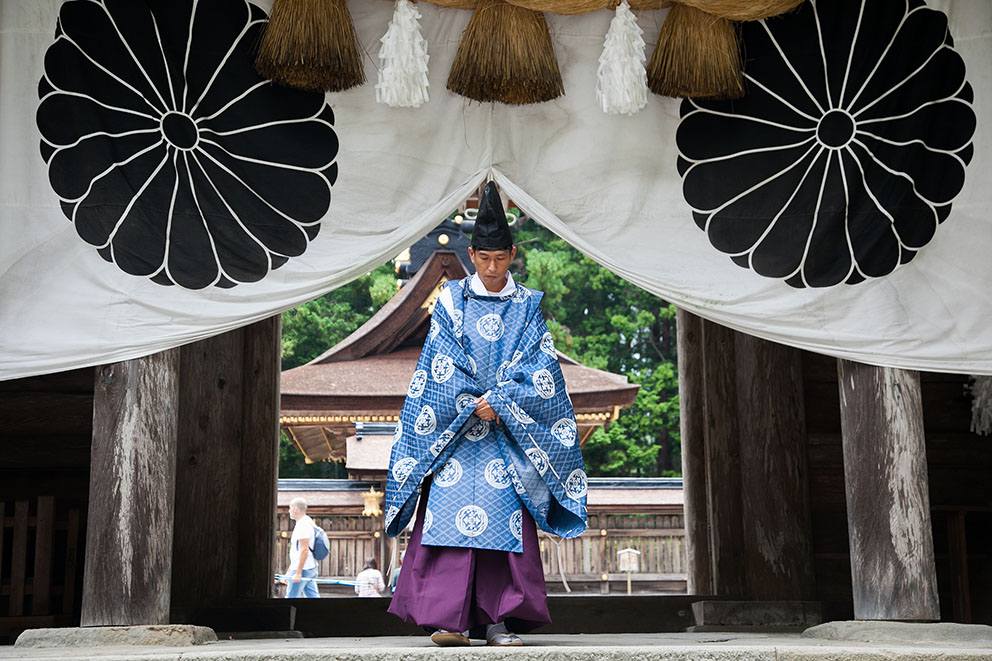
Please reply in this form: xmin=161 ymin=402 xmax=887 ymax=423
xmin=947 ymin=511 xmax=971 ymax=623
xmin=735 ymin=334 xmax=815 ymax=600
xmin=237 ymin=316 xmax=281 ymax=600
xmin=172 ymin=317 xmax=281 ymax=608
xmin=81 ymin=350 xmax=180 ymax=626
xmin=172 ymin=329 xmax=246 ymax=607
xmin=837 ymin=360 xmax=939 ymax=621
xmin=676 ymin=308 xmax=712 ymax=595
xmin=700 ymin=319 xmax=747 ymax=596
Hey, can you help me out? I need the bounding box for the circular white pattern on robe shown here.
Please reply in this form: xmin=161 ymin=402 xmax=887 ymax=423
xmin=392 ymin=457 xmax=418 ymax=483
xmin=526 ymin=447 xmax=550 ymax=476
xmin=565 ymin=468 xmax=588 ymax=501
xmin=533 ymin=369 xmax=556 ymax=399
xmin=385 ymin=505 xmax=399 ymax=528
xmin=540 ymin=332 xmax=556 ymax=357
xmin=455 ymin=505 xmax=488 ymax=537
xmin=512 ymin=287 xmax=531 ymax=303
xmin=484 ymin=459 xmax=512 ymax=489
xmin=465 ymin=419 xmax=491 ymax=441
xmin=422 ymin=508 xmax=434 ymax=534
xmin=392 ymin=421 xmax=403 ymax=443
xmin=431 ymin=354 xmax=455 ymax=383
xmin=408 ymin=370 xmax=428 ymax=398
xmin=476 ymin=314 xmax=504 ymax=342
xmin=508 ymin=400 xmax=534 ymax=425
xmin=468 ymin=356 xmax=477 ymax=375
xmin=455 ymin=392 xmax=476 ymax=413
xmin=509 ymin=350 xmax=524 ymax=367
xmin=414 ymin=405 xmax=437 ymax=435
xmin=451 ymin=310 xmax=463 ymax=337
xmin=433 ymin=458 xmax=463 ymax=487
xmin=509 ymin=510 xmax=524 ymax=540
xmin=429 ymin=318 xmax=440 ymax=340
xmin=430 ymin=430 xmax=455 ymax=457
xmin=551 ymin=418 xmax=577 ymax=447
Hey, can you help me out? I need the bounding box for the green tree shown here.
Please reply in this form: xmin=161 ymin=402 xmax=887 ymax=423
xmin=281 ymin=263 xmax=396 ymax=370
xmin=511 ymin=218 xmax=681 ymax=476
xmin=279 ymin=262 xmax=395 ymax=478
xmin=582 ymin=363 xmax=681 ymax=477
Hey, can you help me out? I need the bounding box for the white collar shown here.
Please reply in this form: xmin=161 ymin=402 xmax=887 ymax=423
xmin=470 ymin=272 xmax=516 ymax=297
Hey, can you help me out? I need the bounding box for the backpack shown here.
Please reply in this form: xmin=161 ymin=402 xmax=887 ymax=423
xmin=310 ymin=524 xmax=330 ymax=561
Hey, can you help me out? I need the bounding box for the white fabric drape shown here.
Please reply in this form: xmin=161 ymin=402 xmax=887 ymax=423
xmin=1 ymin=1 xmax=990 ymax=379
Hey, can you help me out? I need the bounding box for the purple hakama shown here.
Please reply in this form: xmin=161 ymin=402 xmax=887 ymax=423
xmin=387 ymin=482 xmax=551 ymax=634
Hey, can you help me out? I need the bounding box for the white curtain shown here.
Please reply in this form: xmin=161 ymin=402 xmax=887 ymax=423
xmin=1 ymin=0 xmax=990 ymax=379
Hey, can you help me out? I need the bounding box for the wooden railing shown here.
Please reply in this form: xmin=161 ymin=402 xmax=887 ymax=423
xmin=274 ymin=511 xmax=686 ymax=595
xmin=0 ymin=497 xmax=83 ymax=642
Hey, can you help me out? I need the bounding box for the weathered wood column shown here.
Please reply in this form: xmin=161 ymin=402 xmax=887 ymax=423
xmin=676 ymin=308 xmax=712 ymax=595
xmin=735 ymin=334 xmax=815 ymax=600
xmin=837 ymin=360 xmax=939 ymax=620
xmin=700 ymin=319 xmax=747 ymax=596
xmin=237 ymin=316 xmax=281 ymax=599
xmin=172 ymin=316 xmax=282 ymax=608
xmin=81 ymin=349 xmax=180 ymax=626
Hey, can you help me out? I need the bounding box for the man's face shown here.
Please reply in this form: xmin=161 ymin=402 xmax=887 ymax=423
xmin=468 ymin=246 xmax=517 ymax=292
xmin=290 ymin=505 xmax=300 ymax=520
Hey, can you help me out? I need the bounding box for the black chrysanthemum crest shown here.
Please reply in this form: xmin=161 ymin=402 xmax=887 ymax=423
xmin=37 ymin=0 xmax=339 ymax=289
xmin=676 ymin=0 xmax=976 ymax=288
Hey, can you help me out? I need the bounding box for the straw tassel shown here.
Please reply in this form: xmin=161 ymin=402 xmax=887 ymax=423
xmin=596 ymin=0 xmax=648 ymax=115
xmin=447 ymin=0 xmax=564 ymax=105
xmin=376 ymin=0 xmax=430 ymax=108
xmin=647 ymin=2 xmax=744 ymax=100
xmin=255 ymin=0 xmax=365 ymax=93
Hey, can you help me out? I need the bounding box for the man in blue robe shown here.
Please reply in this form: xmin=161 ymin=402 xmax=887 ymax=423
xmin=385 ymin=182 xmax=588 ymax=646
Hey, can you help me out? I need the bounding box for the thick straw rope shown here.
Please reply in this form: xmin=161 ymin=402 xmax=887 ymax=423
xmin=411 ymin=0 xmax=801 ymax=22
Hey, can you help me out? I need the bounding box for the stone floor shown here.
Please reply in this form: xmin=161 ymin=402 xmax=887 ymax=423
xmin=4 ymin=631 xmax=992 ymax=661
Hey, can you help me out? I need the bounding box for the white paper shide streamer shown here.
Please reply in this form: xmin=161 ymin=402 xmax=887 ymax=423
xmin=596 ymin=0 xmax=648 ymax=116
xmin=967 ymin=375 xmax=992 ymax=436
xmin=376 ymin=0 xmax=430 ymax=108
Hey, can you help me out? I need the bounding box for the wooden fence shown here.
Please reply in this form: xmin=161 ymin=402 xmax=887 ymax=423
xmin=0 ymin=497 xmax=84 ymax=642
xmin=274 ymin=511 xmax=685 ymax=596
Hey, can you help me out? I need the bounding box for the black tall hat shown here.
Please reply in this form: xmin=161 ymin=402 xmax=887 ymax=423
xmin=470 ymin=182 xmax=513 ymax=250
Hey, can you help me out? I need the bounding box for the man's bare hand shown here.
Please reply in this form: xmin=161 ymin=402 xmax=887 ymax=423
xmin=474 ymin=398 xmax=501 ymax=424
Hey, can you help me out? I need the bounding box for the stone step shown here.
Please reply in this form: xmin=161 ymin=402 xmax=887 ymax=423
xmin=6 ymin=632 xmax=992 ymax=661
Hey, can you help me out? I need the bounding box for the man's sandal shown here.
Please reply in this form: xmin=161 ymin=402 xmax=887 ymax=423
xmin=486 ymin=622 xmax=523 ymax=646
xmin=430 ymin=629 xmax=470 ymax=647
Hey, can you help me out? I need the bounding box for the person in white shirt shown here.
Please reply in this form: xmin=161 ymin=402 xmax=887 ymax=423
xmin=354 ymin=557 xmax=386 ymax=597
xmin=285 ymin=497 xmax=320 ymax=598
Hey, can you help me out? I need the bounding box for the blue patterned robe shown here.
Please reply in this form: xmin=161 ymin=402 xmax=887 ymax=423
xmin=385 ymin=276 xmax=588 ymax=552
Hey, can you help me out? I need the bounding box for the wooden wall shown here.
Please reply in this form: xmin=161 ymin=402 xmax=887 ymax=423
xmin=802 ymin=351 xmax=992 ymax=624
xmin=273 ymin=510 xmax=687 ymax=597
xmin=0 ymin=367 xmax=93 ymax=641
xmin=170 ymin=318 xmax=281 ymax=608
xmin=2 ymin=339 xmax=989 ymax=629
xmin=0 ymin=317 xmax=280 ymax=635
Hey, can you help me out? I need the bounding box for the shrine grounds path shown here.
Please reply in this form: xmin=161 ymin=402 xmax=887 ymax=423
xmin=4 ymin=631 xmax=992 ymax=661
